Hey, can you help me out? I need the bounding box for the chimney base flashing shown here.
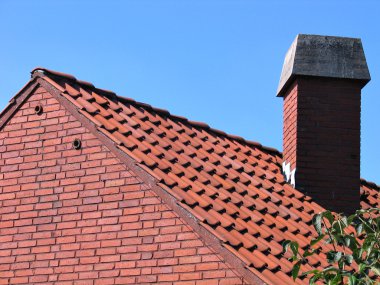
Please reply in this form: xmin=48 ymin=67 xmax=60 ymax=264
xmin=282 ymin=161 xmax=296 ymax=187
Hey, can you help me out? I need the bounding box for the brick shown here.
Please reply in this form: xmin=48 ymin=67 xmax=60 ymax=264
xmin=120 ymin=268 xmax=141 ymax=276
xmin=196 ymin=262 xmax=219 ymax=271
xmin=82 ymin=212 xmax=101 ymax=220
xmin=98 ymin=201 xmax=118 ymax=210
xmin=175 ymin=248 xmax=197 ymax=257
xmin=137 ymin=275 xmax=157 ymax=283
xmin=114 ymin=277 xmax=136 ymax=284
xmin=180 ymin=272 xmax=201 ymax=280
xmin=83 ymin=196 xmax=102 ymax=204
xmin=9 ymin=277 xmax=29 ymax=284
xmin=158 ymin=273 xmax=180 ymax=282
xmin=97 ymin=247 xmax=116 ymax=256
xmin=203 ymin=270 xmax=226 ymax=279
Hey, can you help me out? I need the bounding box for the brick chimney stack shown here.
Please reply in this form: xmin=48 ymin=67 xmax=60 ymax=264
xmin=277 ymin=34 xmax=371 ymax=214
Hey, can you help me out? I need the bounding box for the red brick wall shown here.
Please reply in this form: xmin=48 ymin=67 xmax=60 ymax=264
xmin=283 ymin=81 xmax=298 ymax=169
xmin=282 ymin=77 xmax=361 ymax=213
xmin=0 ymin=87 xmax=246 ymax=284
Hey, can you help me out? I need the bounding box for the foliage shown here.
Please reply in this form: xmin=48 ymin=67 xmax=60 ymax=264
xmin=283 ymin=208 xmax=380 ymax=285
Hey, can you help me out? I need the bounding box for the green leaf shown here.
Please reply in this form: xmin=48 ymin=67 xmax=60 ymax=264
xmin=331 ymin=272 xmax=342 ymax=285
xmin=286 ymin=208 xmax=380 ymax=285
xmin=363 ymin=238 xmax=374 ymax=251
xmin=371 ymin=263 xmax=380 ymax=276
xmin=292 ymin=260 xmax=301 ymax=281
xmin=348 ymin=275 xmax=357 ymax=285
xmin=333 ymin=221 xmax=343 ymax=235
xmin=303 ymin=250 xmax=315 ymax=258
xmin=363 ymin=220 xmax=375 ymax=234
xmin=334 ymin=251 xmax=342 ymax=263
xmin=327 ymin=251 xmax=336 ymax=264
xmin=308 ymin=274 xmax=320 ymax=285
xmin=340 ymin=216 xmax=348 ymax=227
xmin=322 ymin=267 xmax=340 ymax=273
xmin=344 ymin=254 xmax=353 ymax=265
xmin=313 ymin=213 xmax=323 ymax=235
xmin=282 ymin=240 xmax=291 ymax=254
xmin=290 ymin=242 xmax=299 ymax=257
xmin=311 ymin=234 xmax=325 ymax=246
xmin=359 ymin=263 xmax=366 ymax=273
xmin=323 ymin=211 xmax=335 ymax=224
xmin=344 ymin=236 xmax=351 ymax=247
xmin=347 ymin=214 xmax=355 ymax=225
xmin=346 ymin=235 xmax=358 ymax=252
xmin=375 ymin=217 xmax=380 ymax=230
xmin=355 ymin=223 xmax=363 ymax=235
xmin=302 ymin=269 xmax=319 ymax=276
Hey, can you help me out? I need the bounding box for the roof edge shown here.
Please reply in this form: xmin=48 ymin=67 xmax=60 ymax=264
xmin=32 ymin=67 xmax=282 ymax=157
xmin=0 ymin=78 xmax=39 ymax=132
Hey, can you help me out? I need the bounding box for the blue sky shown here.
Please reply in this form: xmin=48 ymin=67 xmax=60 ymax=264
xmin=0 ymin=0 xmax=379 ymax=183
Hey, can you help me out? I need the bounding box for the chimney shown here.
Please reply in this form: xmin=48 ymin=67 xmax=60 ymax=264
xmin=277 ymin=34 xmax=371 ymax=214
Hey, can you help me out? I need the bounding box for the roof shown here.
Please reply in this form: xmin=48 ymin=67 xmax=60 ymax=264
xmin=3 ymin=67 xmax=379 ymax=285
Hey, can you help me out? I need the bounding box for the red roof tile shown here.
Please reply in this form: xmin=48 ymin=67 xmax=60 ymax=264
xmin=30 ymin=68 xmax=380 ymax=284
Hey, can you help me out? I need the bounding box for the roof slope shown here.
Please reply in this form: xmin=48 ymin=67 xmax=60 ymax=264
xmin=13 ymin=68 xmax=380 ymax=284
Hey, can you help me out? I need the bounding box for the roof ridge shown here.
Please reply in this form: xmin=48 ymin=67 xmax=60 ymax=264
xmin=31 ymin=67 xmax=282 ymax=156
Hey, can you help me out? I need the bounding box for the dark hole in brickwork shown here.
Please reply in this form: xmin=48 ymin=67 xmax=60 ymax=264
xmin=34 ymin=104 xmax=43 ymax=115
xmin=73 ymin=138 xmax=82 ymax=150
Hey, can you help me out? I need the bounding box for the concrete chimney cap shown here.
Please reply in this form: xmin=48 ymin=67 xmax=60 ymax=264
xmin=277 ymin=34 xmax=371 ymax=97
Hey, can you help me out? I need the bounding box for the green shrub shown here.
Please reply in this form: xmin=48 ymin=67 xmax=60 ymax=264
xmin=283 ymin=208 xmax=380 ymax=285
